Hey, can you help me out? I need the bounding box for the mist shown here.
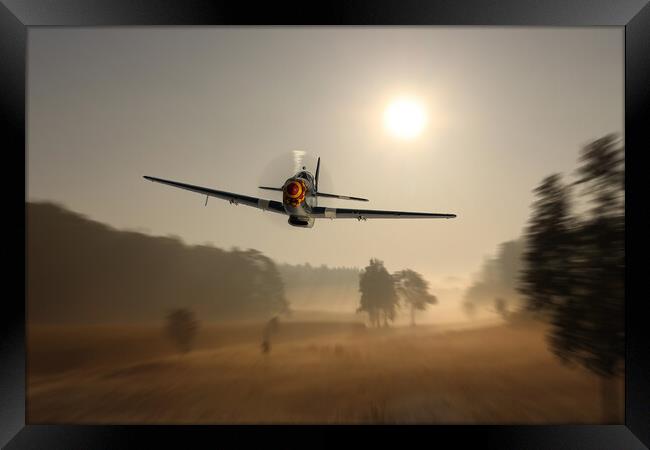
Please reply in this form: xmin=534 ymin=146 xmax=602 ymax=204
xmin=26 ymin=27 xmax=624 ymax=425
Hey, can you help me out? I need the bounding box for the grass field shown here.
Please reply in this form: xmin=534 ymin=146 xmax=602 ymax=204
xmin=27 ymin=318 xmax=623 ymax=424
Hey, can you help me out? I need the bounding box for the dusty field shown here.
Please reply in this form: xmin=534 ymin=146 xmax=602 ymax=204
xmin=27 ymin=319 xmax=623 ymax=424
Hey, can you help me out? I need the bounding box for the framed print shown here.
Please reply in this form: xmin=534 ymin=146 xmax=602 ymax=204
xmin=2 ymin=0 xmax=649 ymax=448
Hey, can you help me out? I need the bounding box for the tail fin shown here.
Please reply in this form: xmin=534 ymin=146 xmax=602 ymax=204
xmin=315 ymin=157 xmax=321 ymax=192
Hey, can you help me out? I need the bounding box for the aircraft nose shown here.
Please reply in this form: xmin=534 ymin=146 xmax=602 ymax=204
xmin=286 ymin=181 xmax=301 ymax=197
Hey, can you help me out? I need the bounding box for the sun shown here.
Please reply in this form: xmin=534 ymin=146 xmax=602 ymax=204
xmin=384 ymin=98 xmax=427 ymax=139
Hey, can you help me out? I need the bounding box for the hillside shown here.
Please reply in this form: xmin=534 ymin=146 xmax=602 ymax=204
xmin=27 ymin=202 xmax=289 ymax=323
xmin=27 ymin=202 xmax=364 ymax=324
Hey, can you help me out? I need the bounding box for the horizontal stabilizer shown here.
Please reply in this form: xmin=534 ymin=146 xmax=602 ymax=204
xmin=316 ymin=192 xmax=369 ymax=202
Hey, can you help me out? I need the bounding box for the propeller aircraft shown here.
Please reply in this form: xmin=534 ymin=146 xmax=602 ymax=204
xmin=144 ymin=156 xmax=456 ymax=228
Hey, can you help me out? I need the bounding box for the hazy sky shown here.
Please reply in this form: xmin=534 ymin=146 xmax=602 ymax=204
xmin=27 ymin=27 xmax=623 ymax=290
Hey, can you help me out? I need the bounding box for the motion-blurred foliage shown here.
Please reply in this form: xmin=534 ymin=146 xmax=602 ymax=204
xmin=519 ymin=133 xmax=624 ymax=422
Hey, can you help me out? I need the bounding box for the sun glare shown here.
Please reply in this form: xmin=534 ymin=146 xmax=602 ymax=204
xmin=384 ymin=98 xmax=427 ymax=139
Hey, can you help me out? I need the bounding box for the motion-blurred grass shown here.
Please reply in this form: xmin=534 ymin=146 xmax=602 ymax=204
xmin=27 ymin=319 xmax=623 ymax=424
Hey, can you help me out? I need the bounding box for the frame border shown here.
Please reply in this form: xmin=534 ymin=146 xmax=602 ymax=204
xmin=3 ymin=1 xmax=649 ymax=448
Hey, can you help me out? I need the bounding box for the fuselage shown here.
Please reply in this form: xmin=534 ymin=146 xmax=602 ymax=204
xmin=282 ymin=170 xmax=317 ymax=227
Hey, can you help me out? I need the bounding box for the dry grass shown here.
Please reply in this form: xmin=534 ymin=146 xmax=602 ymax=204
xmin=27 ymin=319 xmax=623 ymax=424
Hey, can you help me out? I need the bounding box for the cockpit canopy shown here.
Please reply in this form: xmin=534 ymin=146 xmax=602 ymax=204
xmin=295 ymin=171 xmax=314 ymax=185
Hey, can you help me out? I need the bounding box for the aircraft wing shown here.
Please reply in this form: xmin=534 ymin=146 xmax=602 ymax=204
xmin=143 ymin=176 xmax=287 ymax=215
xmin=316 ymin=192 xmax=369 ymax=202
xmin=310 ymin=206 xmax=456 ymax=220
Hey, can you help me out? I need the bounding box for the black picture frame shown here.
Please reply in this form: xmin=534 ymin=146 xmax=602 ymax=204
xmin=3 ymin=1 xmax=649 ymax=448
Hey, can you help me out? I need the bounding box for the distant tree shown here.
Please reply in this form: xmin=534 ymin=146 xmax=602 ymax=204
xmin=462 ymin=300 xmax=477 ymax=319
xmin=393 ymin=269 xmax=437 ymax=326
xmin=261 ymin=316 xmax=280 ymax=354
xmin=494 ymin=297 xmax=509 ymax=321
xmin=462 ymin=239 xmax=525 ymax=316
xmin=519 ymin=134 xmax=624 ymax=423
xmin=357 ymin=258 xmax=399 ymax=327
xmin=165 ymin=308 xmax=199 ymax=355
xmin=242 ymin=249 xmax=290 ymax=318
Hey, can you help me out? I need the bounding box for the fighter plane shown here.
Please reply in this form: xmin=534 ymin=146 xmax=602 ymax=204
xmin=143 ymin=157 xmax=456 ymax=228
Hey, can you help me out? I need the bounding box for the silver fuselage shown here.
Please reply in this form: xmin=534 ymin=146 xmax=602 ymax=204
xmin=283 ymin=170 xmax=317 ymax=227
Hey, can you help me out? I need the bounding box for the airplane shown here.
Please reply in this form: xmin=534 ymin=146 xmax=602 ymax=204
xmin=143 ymin=157 xmax=456 ymax=228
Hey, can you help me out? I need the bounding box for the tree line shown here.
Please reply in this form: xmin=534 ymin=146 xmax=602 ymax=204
xmin=357 ymin=258 xmax=437 ymax=327
xmin=27 ymin=202 xmax=289 ymax=323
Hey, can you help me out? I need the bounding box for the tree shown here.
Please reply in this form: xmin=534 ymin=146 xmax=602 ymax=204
xmin=357 ymin=258 xmax=399 ymax=327
xmin=565 ymin=133 xmax=624 ymax=422
xmin=393 ymin=269 xmax=437 ymax=326
xmin=519 ymin=134 xmax=624 ymax=423
xmin=519 ymin=174 xmax=575 ymax=312
xmin=462 ymin=300 xmax=477 ymax=319
xmin=462 ymin=239 xmax=525 ymax=316
xmin=165 ymin=308 xmax=199 ymax=355
xmin=241 ymin=249 xmax=290 ymax=318
xmin=494 ymin=297 xmax=509 ymax=321
xmin=261 ymin=316 xmax=280 ymax=354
